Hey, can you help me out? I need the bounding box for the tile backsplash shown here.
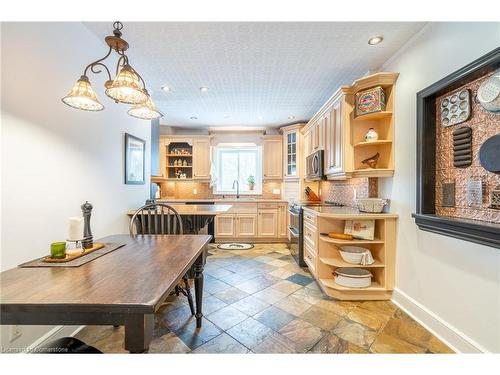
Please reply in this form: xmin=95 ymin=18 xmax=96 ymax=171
xmin=158 ymin=181 xmax=283 ymax=200
xmin=320 ymin=178 xmax=378 ymax=207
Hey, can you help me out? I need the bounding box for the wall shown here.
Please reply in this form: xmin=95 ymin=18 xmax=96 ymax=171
xmin=0 ymin=23 xmax=151 ymax=349
xmin=319 ymin=178 xmax=377 ymax=207
xmin=378 ymin=22 xmax=500 ymax=352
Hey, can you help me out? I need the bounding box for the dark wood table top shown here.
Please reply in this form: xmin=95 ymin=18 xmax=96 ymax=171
xmin=0 ymin=234 xmax=211 ymax=314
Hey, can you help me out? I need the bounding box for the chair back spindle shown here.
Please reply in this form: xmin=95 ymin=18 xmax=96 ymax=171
xmin=129 ymin=203 xmax=183 ymax=236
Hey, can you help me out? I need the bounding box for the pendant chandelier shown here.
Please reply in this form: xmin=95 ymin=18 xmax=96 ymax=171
xmin=62 ymin=21 xmax=163 ymax=120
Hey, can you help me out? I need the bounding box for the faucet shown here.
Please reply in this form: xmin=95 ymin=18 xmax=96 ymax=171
xmin=232 ymin=179 xmax=240 ymax=198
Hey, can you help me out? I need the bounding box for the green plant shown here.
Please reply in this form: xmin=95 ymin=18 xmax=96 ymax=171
xmin=247 ymin=175 xmax=255 ymax=186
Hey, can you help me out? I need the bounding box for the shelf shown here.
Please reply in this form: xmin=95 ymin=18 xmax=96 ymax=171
xmin=352 ymin=111 xmax=392 ymax=121
xmin=352 ymin=168 xmax=394 ymax=178
xmin=166 ymin=154 xmax=192 ymax=157
xmin=320 ymin=278 xmax=385 ymax=291
xmin=167 ymin=166 xmax=192 ymax=168
xmin=319 ymin=256 xmax=384 ymax=268
xmin=319 ymin=235 xmax=384 ymax=245
xmin=354 ymin=140 xmax=392 ymax=148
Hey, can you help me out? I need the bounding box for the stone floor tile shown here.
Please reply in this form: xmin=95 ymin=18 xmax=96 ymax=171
xmin=291 ymin=286 xmax=324 ymax=305
xmin=231 ymin=295 xmax=270 ymax=316
xmin=314 ymin=299 xmax=358 ymax=317
xmin=201 ymin=295 xmax=228 ymax=315
xmin=309 ymin=333 xmax=367 ymax=354
xmin=218 ymin=270 xmax=263 ymax=286
xmin=253 ymin=287 xmax=288 ymax=304
xmin=161 ymin=305 xmax=196 ymax=332
xmin=268 ymin=259 xmax=289 ymax=268
xmin=274 ymin=294 xmax=312 ymax=316
xmin=268 ymin=268 xmax=295 ymax=280
xmin=203 ymin=278 xmax=232 ymax=294
xmin=235 ymin=275 xmax=278 ymax=294
xmin=271 ymin=280 xmax=303 ymax=295
xmin=75 ymin=325 xmax=126 ymax=353
xmin=279 ymin=319 xmax=324 ymax=352
xmin=206 ymin=305 xmax=248 ymax=331
xmin=149 ymin=332 xmax=191 ymax=353
xmin=347 ymin=305 xmax=392 ymax=331
xmin=370 ymin=333 xmax=427 ymax=354
xmin=254 ymin=306 xmax=296 ymax=331
xmin=252 ymin=331 xmax=299 ymax=354
xmin=174 ymin=318 xmax=223 ymax=350
xmin=205 ymin=267 xmax=235 ymax=279
xmin=213 ymin=287 xmax=249 ymax=304
xmin=286 ymin=273 xmax=313 ymax=286
xmin=332 ymin=319 xmax=377 ymax=350
xmin=381 ymin=310 xmax=433 ymax=348
xmin=191 ymin=333 xmax=248 ymax=354
xmin=300 ymin=305 xmax=343 ymax=330
xmin=356 ymin=300 xmax=398 ymax=316
xmin=226 ymin=317 xmax=273 ymax=349
xmin=254 ymin=255 xmax=276 ymax=263
xmin=426 ymin=335 xmax=454 ymax=353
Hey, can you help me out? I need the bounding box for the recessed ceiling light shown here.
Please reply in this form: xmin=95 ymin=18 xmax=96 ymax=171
xmin=190 ymin=116 xmax=198 ymax=120
xmin=199 ymin=86 xmax=209 ymax=92
xmin=288 ymin=115 xmax=295 ymax=120
xmin=368 ymin=36 xmax=383 ymax=45
xmin=257 ymin=116 xmax=263 ymax=120
xmin=161 ymin=86 xmax=172 ymax=92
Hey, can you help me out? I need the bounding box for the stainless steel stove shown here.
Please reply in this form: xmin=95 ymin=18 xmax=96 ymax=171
xmin=288 ymin=200 xmax=344 ymax=267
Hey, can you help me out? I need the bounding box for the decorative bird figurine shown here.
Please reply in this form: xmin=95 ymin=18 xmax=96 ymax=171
xmin=361 ymin=153 xmax=380 ymax=169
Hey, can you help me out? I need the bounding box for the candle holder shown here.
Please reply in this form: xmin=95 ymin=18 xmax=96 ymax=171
xmin=66 ymin=238 xmax=85 ymax=256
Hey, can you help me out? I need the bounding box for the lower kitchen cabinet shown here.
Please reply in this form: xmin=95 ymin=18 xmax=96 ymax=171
xmin=257 ymin=209 xmax=278 ymax=237
xmin=278 ymin=204 xmax=288 ymax=238
xmin=215 ymin=214 xmax=235 ymax=237
xmin=236 ymin=214 xmax=257 ymax=237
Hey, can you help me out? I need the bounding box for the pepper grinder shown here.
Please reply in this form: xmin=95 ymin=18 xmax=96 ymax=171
xmin=81 ymin=201 xmax=93 ymax=249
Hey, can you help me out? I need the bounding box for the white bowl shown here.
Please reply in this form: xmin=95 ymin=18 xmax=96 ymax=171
xmin=338 ymin=246 xmax=374 ymax=265
xmin=333 ymin=267 xmax=372 ymax=288
xmin=355 ymin=198 xmax=389 ymax=213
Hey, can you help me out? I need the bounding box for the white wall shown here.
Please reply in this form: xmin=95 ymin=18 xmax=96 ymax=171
xmin=1 ymin=22 xmax=151 ymax=349
xmin=378 ymin=22 xmax=500 ymax=353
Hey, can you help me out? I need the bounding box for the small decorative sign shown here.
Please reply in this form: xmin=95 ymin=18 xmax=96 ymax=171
xmin=466 ymin=178 xmax=483 ymax=207
xmin=344 ymin=219 xmax=375 ymax=240
xmin=442 ymin=182 xmax=455 ymax=207
xmin=355 ymin=86 xmax=386 ymax=117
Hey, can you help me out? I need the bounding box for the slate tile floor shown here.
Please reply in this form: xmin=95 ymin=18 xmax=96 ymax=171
xmin=76 ymin=243 xmax=454 ymax=354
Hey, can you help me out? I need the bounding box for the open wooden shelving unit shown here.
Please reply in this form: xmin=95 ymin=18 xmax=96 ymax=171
xmin=347 ymin=73 xmax=398 ymax=178
xmin=313 ymin=213 xmax=398 ymax=300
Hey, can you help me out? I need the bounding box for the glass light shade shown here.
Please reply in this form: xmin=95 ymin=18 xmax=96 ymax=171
xmin=128 ymin=95 xmax=163 ymax=120
xmin=105 ymin=64 xmax=148 ymax=104
xmin=61 ymin=76 xmax=104 ymax=111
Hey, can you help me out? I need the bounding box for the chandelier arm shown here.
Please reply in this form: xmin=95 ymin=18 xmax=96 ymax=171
xmin=89 ymin=62 xmax=112 ymax=81
xmin=115 ymin=54 xmax=128 ymax=76
xmin=83 ymin=46 xmax=113 ymax=79
xmin=129 ymin=65 xmax=147 ymax=91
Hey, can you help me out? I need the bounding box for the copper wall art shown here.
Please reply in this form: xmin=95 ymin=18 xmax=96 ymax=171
xmin=452 ymin=126 xmax=472 ymax=167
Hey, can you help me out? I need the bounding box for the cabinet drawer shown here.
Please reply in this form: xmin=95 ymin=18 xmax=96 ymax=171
xmin=304 ymin=242 xmax=316 ymax=274
xmin=303 ymin=211 xmax=317 ymax=227
xmin=303 ymin=222 xmax=317 ymax=249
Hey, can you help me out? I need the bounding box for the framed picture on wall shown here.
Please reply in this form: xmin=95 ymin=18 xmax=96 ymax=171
xmin=124 ymin=133 xmax=145 ymax=185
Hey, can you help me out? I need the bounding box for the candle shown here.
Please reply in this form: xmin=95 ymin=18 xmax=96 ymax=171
xmin=68 ymin=217 xmax=84 ymax=241
xmin=50 ymin=242 xmax=66 ymax=259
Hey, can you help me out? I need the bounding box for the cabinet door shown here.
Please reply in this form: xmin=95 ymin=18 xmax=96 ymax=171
xmin=236 ymin=214 xmax=257 ymax=237
xmin=193 ymin=138 xmax=211 ymax=180
xmin=304 ymin=130 xmax=312 ymax=157
xmin=278 ymin=204 xmax=288 ymax=237
xmin=329 ymin=99 xmax=343 ymax=174
xmin=263 ymin=138 xmax=282 ymax=179
xmin=311 ymin=122 xmax=319 ymax=152
xmin=215 ymin=214 xmax=235 ymax=237
xmin=324 ymin=108 xmax=334 ymax=175
xmin=284 ymin=131 xmax=298 ymax=179
xmin=257 ymin=209 xmax=278 ymax=237
xmin=317 ymin=116 xmax=326 ymax=150
xmin=159 ymin=136 xmax=167 ymax=178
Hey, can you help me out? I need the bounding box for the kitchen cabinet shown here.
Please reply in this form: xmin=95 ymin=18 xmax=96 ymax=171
xmin=257 ymin=208 xmax=278 ymax=237
xmin=325 ymin=99 xmax=344 ymax=176
xmin=304 ymin=130 xmax=312 ymax=157
xmin=192 ymin=138 xmax=211 ymax=180
xmin=278 ymin=203 xmax=288 ymax=238
xmin=263 ymin=136 xmax=282 ymax=180
xmin=215 ymin=214 xmax=235 ymax=237
xmin=280 ymin=124 xmax=305 ymax=180
xmin=235 ymin=214 xmax=257 ymax=237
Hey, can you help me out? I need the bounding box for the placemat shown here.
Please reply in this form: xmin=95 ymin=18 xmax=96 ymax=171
xmin=19 ymin=242 xmax=126 ymax=268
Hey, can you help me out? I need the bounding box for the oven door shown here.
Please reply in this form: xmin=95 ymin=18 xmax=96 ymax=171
xmin=288 ymin=208 xmax=300 ymax=262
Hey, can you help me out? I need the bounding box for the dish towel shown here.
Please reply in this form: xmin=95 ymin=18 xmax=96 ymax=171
xmin=361 ymin=250 xmax=375 ymax=265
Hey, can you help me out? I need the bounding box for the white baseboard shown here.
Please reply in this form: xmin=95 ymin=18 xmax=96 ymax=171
xmin=25 ymin=325 xmax=85 ymax=353
xmin=391 ymin=288 xmax=488 ymax=353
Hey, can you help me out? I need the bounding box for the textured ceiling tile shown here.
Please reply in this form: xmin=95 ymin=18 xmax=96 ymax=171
xmin=83 ymin=22 xmax=426 ymax=128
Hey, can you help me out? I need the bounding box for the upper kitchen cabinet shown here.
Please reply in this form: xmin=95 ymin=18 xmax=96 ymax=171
xmin=263 ymin=135 xmax=283 ymax=180
xmin=279 ymin=124 xmax=305 ymax=180
xmin=158 ymin=136 xmax=211 ymax=181
xmin=302 ymin=72 xmax=398 ymax=179
xmin=192 ymin=138 xmax=211 ymax=180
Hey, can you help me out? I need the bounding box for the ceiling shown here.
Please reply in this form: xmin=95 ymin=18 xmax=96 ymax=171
xmin=84 ymin=22 xmax=426 ymax=128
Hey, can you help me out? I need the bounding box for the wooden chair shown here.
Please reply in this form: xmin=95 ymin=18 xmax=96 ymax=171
xmin=129 ymin=202 xmax=194 ymax=315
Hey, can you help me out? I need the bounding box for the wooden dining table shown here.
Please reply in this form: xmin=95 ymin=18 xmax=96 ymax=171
xmin=0 ymin=234 xmax=211 ymax=353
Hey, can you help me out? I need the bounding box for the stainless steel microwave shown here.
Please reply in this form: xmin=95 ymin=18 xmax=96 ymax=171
xmin=306 ymin=149 xmax=324 ymax=180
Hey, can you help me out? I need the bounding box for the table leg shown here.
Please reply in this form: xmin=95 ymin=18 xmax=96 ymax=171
xmin=124 ymin=313 xmax=154 ymax=353
xmin=194 ymin=253 xmax=204 ymax=328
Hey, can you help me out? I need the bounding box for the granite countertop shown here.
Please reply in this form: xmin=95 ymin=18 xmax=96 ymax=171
xmin=127 ymin=204 xmax=232 ymax=216
xmin=302 ymin=206 xmax=398 ymax=219
xmin=158 ymin=198 xmax=288 ymax=203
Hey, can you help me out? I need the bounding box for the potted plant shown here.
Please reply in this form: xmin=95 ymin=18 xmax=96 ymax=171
xmin=247 ymin=175 xmax=255 ymax=191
